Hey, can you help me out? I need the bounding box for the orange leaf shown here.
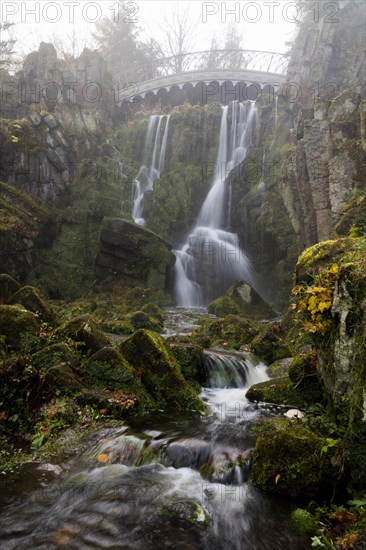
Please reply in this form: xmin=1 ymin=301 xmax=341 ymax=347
xmin=97 ymin=454 xmax=110 ymax=463
xmin=275 ymin=474 xmax=281 ymax=485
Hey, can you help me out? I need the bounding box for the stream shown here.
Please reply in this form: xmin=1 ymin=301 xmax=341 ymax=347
xmin=0 ymin=310 xmax=310 ymax=549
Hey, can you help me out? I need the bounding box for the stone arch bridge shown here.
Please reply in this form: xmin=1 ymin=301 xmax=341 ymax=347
xmin=117 ymin=49 xmax=289 ymax=105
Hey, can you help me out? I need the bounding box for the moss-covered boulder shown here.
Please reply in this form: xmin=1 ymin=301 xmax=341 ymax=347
xmin=83 ymin=347 xmax=136 ymax=390
xmin=95 ymin=218 xmax=174 ymax=293
xmin=0 ymin=304 xmax=40 ymax=351
xmin=251 ymin=418 xmax=337 ymax=498
xmin=140 ymin=302 xmax=165 ymax=323
xmin=169 ymin=343 xmax=206 ymax=386
xmin=0 ymin=273 xmax=21 ymax=302
xmin=119 ymin=329 xmax=205 ymax=413
xmin=126 ymin=310 xmax=163 ymax=333
xmin=193 ymin=314 xmax=260 ymax=350
xmin=245 ymin=377 xmax=305 ymax=407
xmin=9 ymin=285 xmax=60 ymax=326
xmin=250 ymin=325 xmax=292 ymax=364
xmin=53 ymin=314 xmax=109 ymax=354
xmin=31 ymin=343 xmax=79 ymax=371
xmin=208 ymin=281 xmax=277 ymax=320
xmin=44 ymin=362 xmax=83 ymax=393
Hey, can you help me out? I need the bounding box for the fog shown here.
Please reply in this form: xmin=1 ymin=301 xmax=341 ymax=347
xmin=2 ymin=1 xmax=298 ymax=66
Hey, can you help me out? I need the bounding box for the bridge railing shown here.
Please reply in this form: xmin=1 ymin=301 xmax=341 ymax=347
xmin=119 ymin=49 xmax=289 ymax=86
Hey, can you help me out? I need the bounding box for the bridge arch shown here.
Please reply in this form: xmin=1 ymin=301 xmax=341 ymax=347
xmin=117 ymin=49 xmax=289 ymax=106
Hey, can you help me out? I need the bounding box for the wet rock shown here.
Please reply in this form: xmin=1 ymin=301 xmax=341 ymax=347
xmin=169 ymin=343 xmax=206 ymax=385
xmin=126 ymin=310 xmax=163 ymax=333
xmin=119 ymin=329 xmax=206 ymax=413
xmin=0 ymin=304 xmax=40 ymax=350
xmin=250 ymin=325 xmax=291 ymax=364
xmin=288 ymin=351 xmax=323 ymax=403
xmin=208 ymin=281 xmax=277 ymax=320
xmin=246 ymin=377 xmax=303 ymax=406
xmin=53 ymin=314 xmax=109 ymax=354
xmin=95 ymin=218 xmax=174 ymax=293
xmin=9 ymin=285 xmax=60 ymax=325
xmin=29 ymin=111 xmax=42 ymax=127
xmin=251 ymin=418 xmax=337 ymax=498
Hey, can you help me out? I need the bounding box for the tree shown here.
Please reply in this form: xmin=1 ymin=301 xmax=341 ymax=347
xmin=204 ymin=24 xmax=245 ymax=70
xmin=0 ymin=22 xmax=16 ymax=69
xmin=92 ymin=0 xmax=160 ymax=81
xmin=158 ymin=3 xmax=199 ymax=73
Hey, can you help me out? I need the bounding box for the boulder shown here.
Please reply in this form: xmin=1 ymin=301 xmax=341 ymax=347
xmin=251 ymin=419 xmax=337 ymax=498
xmin=119 ymin=329 xmax=205 ymax=413
xmin=31 ymin=343 xmax=79 ymax=371
xmin=169 ymin=343 xmax=206 ymax=385
xmin=44 ymin=362 xmax=83 ymax=392
xmin=0 ymin=304 xmax=40 ymax=350
xmin=208 ymin=281 xmax=277 ymax=320
xmin=95 ymin=218 xmax=174 ymax=292
xmin=83 ymin=347 xmax=136 ymax=390
xmin=53 ymin=314 xmax=109 ymax=354
xmin=9 ymin=285 xmax=60 ymax=325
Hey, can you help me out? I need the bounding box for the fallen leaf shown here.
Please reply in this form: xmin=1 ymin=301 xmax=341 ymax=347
xmin=97 ymin=454 xmax=110 ymax=463
xmin=275 ymin=474 xmax=281 ymax=485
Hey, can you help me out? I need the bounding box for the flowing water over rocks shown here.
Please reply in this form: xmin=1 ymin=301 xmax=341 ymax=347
xmin=132 ymin=114 xmax=170 ymax=226
xmin=0 ymin=311 xmax=310 ymax=549
xmin=173 ymin=101 xmax=258 ymax=307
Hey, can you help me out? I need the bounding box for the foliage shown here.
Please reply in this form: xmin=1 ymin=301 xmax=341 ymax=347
xmin=291 ymin=265 xmax=339 ymax=335
xmin=0 ymin=22 xmax=16 ymax=68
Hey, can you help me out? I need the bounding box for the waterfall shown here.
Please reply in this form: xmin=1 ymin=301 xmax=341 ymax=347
xmin=203 ymin=349 xmax=268 ymax=389
xmin=173 ymin=101 xmax=257 ymax=307
xmin=132 ymin=114 xmax=170 ymax=226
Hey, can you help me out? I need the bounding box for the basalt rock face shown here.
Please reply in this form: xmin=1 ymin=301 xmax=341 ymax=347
xmin=276 ymin=0 xmax=366 ymax=246
xmin=95 ymin=218 xmax=175 ymax=292
xmin=0 ymin=43 xmax=114 ymax=203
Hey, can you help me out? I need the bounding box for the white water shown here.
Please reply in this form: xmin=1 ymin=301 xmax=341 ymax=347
xmin=132 ymin=114 xmax=170 ymax=226
xmin=173 ymin=101 xmax=258 ymax=307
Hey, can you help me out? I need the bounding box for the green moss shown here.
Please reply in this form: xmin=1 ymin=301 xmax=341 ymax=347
xmin=0 ymin=273 xmax=21 ymax=302
xmin=288 ymin=351 xmax=324 ymax=404
xmin=119 ymin=329 xmax=206 ymax=413
xmin=250 ymin=326 xmax=292 ymax=364
xmin=9 ymin=285 xmax=60 ymax=326
xmin=52 ymin=314 xmax=109 ymax=354
xmin=126 ymin=310 xmax=163 ymax=333
xmin=208 ymin=281 xmax=277 ymax=320
xmin=169 ymin=343 xmax=206 ymax=385
xmin=0 ymin=304 xmax=40 ymax=351
xmin=192 ymin=314 xmax=260 ymax=350
xmin=31 ymin=343 xmax=79 ymax=371
xmin=251 ymin=418 xmax=337 ymax=498
xmin=246 ymin=377 xmax=306 ymax=406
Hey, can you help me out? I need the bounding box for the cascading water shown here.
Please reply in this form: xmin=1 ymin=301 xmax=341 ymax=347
xmin=173 ymin=101 xmax=258 ymax=307
xmin=132 ymin=114 xmax=170 ymax=226
xmin=0 ymin=339 xmax=310 ymax=550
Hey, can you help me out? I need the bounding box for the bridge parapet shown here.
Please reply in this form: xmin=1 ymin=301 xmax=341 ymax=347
xmin=117 ymin=49 xmax=289 ymax=104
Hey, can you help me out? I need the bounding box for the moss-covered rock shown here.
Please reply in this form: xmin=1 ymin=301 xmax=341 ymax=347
xmin=246 ymin=377 xmax=304 ymax=406
xmin=31 ymin=343 xmax=79 ymax=371
xmin=119 ymin=329 xmax=205 ymax=413
xmin=126 ymin=310 xmax=163 ymax=333
xmin=169 ymin=343 xmax=206 ymax=386
xmin=9 ymin=285 xmax=60 ymax=326
xmin=250 ymin=325 xmax=292 ymax=364
xmin=53 ymin=314 xmax=109 ymax=354
xmin=251 ymin=418 xmax=337 ymax=498
xmin=266 ymin=357 xmax=293 ymax=378
xmin=44 ymin=362 xmax=83 ymax=393
xmin=0 ymin=304 xmax=40 ymax=351
xmin=95 ymin=218 xmax=174 ymax=293
xmin=83 ymin=347 xmax=135 ymax=390
xmin=0 ymin=273 xmax=21 ymax=302
xmin=288 ymin=350 xmax=324 ymax=403
xmin=208 ymin=281 xmax=277 ymax=320
xmin=193 ymin=314 xmax=260 ymax=350
xmin=140 ymin=302 xmax=165 ymax=323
